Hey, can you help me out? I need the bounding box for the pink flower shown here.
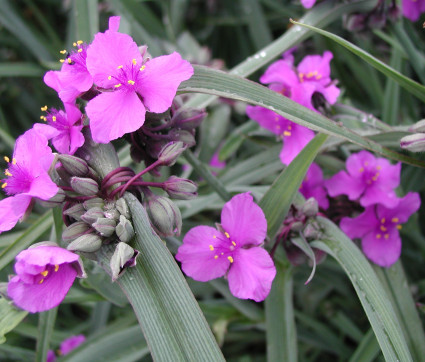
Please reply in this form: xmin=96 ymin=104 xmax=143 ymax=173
xmin=402 ymin=0 xmax=425 ymax=21
xmin=340 ymin=192 xmax=420 ymax=267
xmin=0 ymin=129 xmax=58 ymax=233
xmin=7 ymin=244 xmax=85 ymax=313
xmin=176 ymin=193 xmax=276 ymax=302
xmin=325 ymin=150 xmax=401 ymax=208
xmin=85 ymin=16 xmax=194 ymax=143
xmin=301 ymin=0 xmax=316 ymax=9
xmin=33 ymin=103 xmax=84 ymax=155
xmin=44 ymin=41 xmax=92 ymax=103
xmin=299 ymin=163 xmax=329 ymax=209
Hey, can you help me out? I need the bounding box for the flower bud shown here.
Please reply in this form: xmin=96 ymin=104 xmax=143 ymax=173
xmin=58 ymin=155 xmax=89 ymax=177
xmin=81 ymin=207 xmax=104 ymax=224
xmin=63 ymin=203 xmax=86 ymax=221
xmin=410 ymin=119 xmax=425 ymax=133
xmin=36 ymin=189 xmax=66 ymax=208
xmin=163 ymin=176 xmax=198 ymax=200
xmin=115 ymin=215 xmax=135 ymax=243
xmin=92 ymin=218 xmax=116 ymax=237
xmin=56 ymin=165 xmax=72 ymax=185
xmin=290 ymin=221 xmax=304 ymax=232
xmin=110 ymin=242 xmax=139 ymax=281
xmin=83 ymin=197 xmax=104 ymax=210
xmin=145 ymin=195 xmax=182 ymax=237
xmin=104 ymin=204 xmax=120 ymax=221
xmin=303 ymin=223 xmax=321 ymax=240
xmin=168 ymin=129 xmax=196 ymax=147
xmin=158 ymin=141 xmax=187 ymax=166
xmin=70 ymin=177 xmax=99 ymax=196
xmin=173 ymin=108 xmax=206 ymax=130
xmin=62 ymin=221 xmax=92 ymax=242
xmin=67 ymin=234 xmax=102 ymax=253
xmin=301 ymin=198 xmax=319 ymax=218
xmin=400 ymin=133 xmax=425 ymax=153
xmin=116 ymin=198 xmax=131 ymax=219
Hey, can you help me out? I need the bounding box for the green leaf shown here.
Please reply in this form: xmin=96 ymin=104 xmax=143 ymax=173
xmin=180 ymin=65 xmax=425 ymax=168
xmin=0 ymin=298 xmax=28 ymax=344
xmin=35 ymin=308 xmax=57 ymax=362
xmin=348 ymin=328 xmax=380 ymax=362
xmin=382 ymin=48 xmax=402 ymax=125
xmin=311 ymin=217 xmax=413 ymax=362
xmin=73 ymin=0 xmax=99 ymax=42
xmin=290 ymin=20 xmax=425 ymax=103
xmin=97 ymin=193 xmax=225 ymax=362
xmin=0 ymin=63 xmax=44 ymax=77
xmin=259 ymin=134 xmax=328 ymax=238
xmin=241 ymin=0 xmax=272 ymax=50
xmin=218 ymin=120 xmax=258 ymax=161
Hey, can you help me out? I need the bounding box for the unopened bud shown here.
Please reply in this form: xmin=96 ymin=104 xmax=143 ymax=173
xmin=116 ymin=215 xmax=135 ymax=243
xmin=56 ymin=165 xmax=72 ymax=185
xmin=302 ymin=198 xmax=318 ymax=218
xmin=145 ymin=195 xmax=182 ymax=237
xmin=83 ymin=197 xmax=104 ymax=210
xmin=110 ymin=242 xmax=139 ymax=281
xmin=58 ymin=155 xmax=89 ymax=177
xmin=163 ymin=176 xmax=198 ymax=200
xmin=92 ymin=217 xmax=116 ymax=237
xmin=290 ymin=221 xmax=304 ymax=232
xmin=36 ymin=189 xmax=66 ymax=208
xmin=168 ymin=129 xmax=196 ymax=147
xmin=63 ymin=203 xmax=86 ymax=221
xmin=104 ymin=207 xmax=120 ymax=221
xmin=70 ymin=177 xmax=99 ymax=196
xmin=67 ymin=234 xmax=102 ymax=252
xmin=158 ymin=141 xmax=187 ymax=166
xmin=62 ymin=221 xmax=92 ymax=242
xmin=303 ymin=223 xmax=321 ymax=240
xmin=173 ymin=108 xmax=206 ymax=130
xmin=81 ymin=207 xmax=104 ymax=224
xmin=116 ymin=198 xmax=130 ymax=219
xmin=410 ymin=119 xmax=425 ymax=133
xmin=400 ymin=133 xmax=425 ymax=153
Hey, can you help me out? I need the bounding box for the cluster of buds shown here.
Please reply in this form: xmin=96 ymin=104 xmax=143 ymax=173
xmin=400 ymin=119 xmax=425 ymax=153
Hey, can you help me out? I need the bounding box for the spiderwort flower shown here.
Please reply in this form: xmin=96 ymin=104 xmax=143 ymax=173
xmin=299 ymin=163 xmax=329 ymax=210
xmin=7 ymin=243 xmax=85 ymax=313
xmin=0 ymin=129 xmax=58 ymax=233
xmin=47 ymin=335 xmax=86 ymax=362
xmin=402 ymin=0 xmax=425 ymax=21
xmin=340 ymin=192 xmax=420 ymax=267
xmin=325 ymin=150 xmax=401 ymax=208
xmin=33 ymin=103 xmax=84 ymax=155
xmin=85 ymin=16 xmax=194 ymax=143
xmin=176 ymin=193 xmax=276 ymax=302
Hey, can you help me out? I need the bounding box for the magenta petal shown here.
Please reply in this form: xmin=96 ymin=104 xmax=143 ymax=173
xmin=32 ymin=123 xmax=60 ymax=141
xmin=346 ymin=150 xmax=376 ymax=176
xmin=340 ymin=206 xmax=378 ymax=240
xmin=377 ymin=160 xmax=401 ymax=190
xmin=377 ymin=192 xmax=421 ymax=224
xmin=297 ymin=51 xmax=333 ymax=82
xmin=403 ymin=0 xmax=423 ymax=21
xmin=138 ymin=52 xmax=194 ymax=113
xmin=246 ymin=106 xmax=286 ymax=135
xmin=221 ymin=193 xmax=267 ymax=247
xmin=15 ymin=246 xmax=80 ymax=266
xmin=300 ymin=0 xmax=316 ymax=9
xmin=8 ymin=263 xmax=77 ymax=313
xmin=44 ymin=70 xmax=61 ymax=93
xmin=259 ymin=59 xmax=299 ymax=87
xmin=67 ymin=125 xmax=85 ymax=155
xmin=227 ymin=247 xmax=276 ymax=302
xmin=108 ymin=16 xmax=121 ymax=32
xmin=321 ymin=84 xmax=340 ymax=105
xmin=60 ymin=335 xmax=86 ymax=355
xmin=0 ymin=195 xmax=31 ymax=232
xmin=176 ymin=226 xmax=230 ymax=282
xmin=325 ymin=171 xmax=364 ymax=200
xmin=361 ymin=229 xmax=401 ymax=267
xmin=279 ymin=124 xmax=315 ymax=165
xmin=360 ymin=186 xmax=398 ymax=208
xmin=27 ymin=173 xmax=58 ymax=200
xmin=86 ymin=91 xmax=146 ymax=143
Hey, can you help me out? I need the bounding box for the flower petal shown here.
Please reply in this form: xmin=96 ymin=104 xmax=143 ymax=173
xmin=227 ymin=247 xmax=276 ymax=302
xmin=361 ymin=229 xmax=401 ymax=267
xmin=27 ymin=173 xmax=58 ymax=200
xmin=340 ymin=206 xmax=378 ymax=240
xmin=15 ymin=245 xmax=80 ymax=267
xmin=86 ymin=90 xmax=146 ymax=143
xmin=360 ymin=185 xmax=399 ymax=208
xmin=325 ymin=170 xmax=365 ymax=200
xmin=259 ymin=59 xmax=299 ymax=87
xmin=221 ymin=193 xmax=267 ymax=247
xmin=377 ymin=192 xmax=421 ymax=224
xmin=279 ymin=123 xmax=315 ymax=165
xmin=0 ymin=195 xmax=31 ymax=233
xmin=176 ymin=226 xmax=230 ymax=282
xmin=246 ymin=106 xmax=287 ymax=135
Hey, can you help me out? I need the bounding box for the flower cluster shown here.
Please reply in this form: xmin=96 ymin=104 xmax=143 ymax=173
xmin=246 ymin=50 xmax=339 ymax=164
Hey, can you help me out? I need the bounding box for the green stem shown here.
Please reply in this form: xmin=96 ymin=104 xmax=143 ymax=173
xmin=35 ymin=307 xmax=57 ymax=362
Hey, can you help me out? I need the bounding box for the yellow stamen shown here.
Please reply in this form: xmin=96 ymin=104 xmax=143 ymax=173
xmin=231 ymin=241 xmax=236 ymax=246
xmin=384 ymin=234 xmax=389 ymax=239
xmin=214 ymin=255 xmax=218 ymax=259
xmin=77 ymin=48 xmax=83 ymax=53
xmin=221 ymin=252 xmax=224 ymax=255
xmin=391 ymin=217 xmax=399 ymax=223
xmin=41 ymin=105 xmax=48 ymax=111
xmin=4 ymin=156 xmax=9 ymax=163
xmin=54 ymin=264 xmax=59 ymax=272
xmin=213 ymin=235 xmax=216 ymax=239
xmin=381 ymin=218 xmax=386 ymax=223
xmin=283 ymin=131 xmax=291 ymax=137
xmin=59 ymin=59 xmax=65 ymax=63
xmin=12 ymin=158 xmax=16 ymax=165
xmin=4 ymin=170 xmax=12 ymax=177
xmin=114 ymin=83 xmax=122 ymax=88
xmin=117 ymin=65 xmax=123 ymax=69
xmin=227 ymin=256 xmax=234 ymax=263
xmin=1 ymin=183 xmax=7 ymax=189
xmin=52 ymin=116 xmax=57 ymax=122
xmin=224 ymin=232 xmax=230 ymax=238
xmin=40 ymin=116 xmax=47 ymax=121
xmin=73 ymin=42 xmax=77 ymax=47
xmin=59 ymin=50 xmax=67 ymax=54
xmin=376 ymin=234 xmax=382 ymax=239
xmin=108 ymin=76 xmax=112 ymax=80
xmin=132 ymin=59 xmax=137 ymax=65
xmin=41 ymin=270 xmax=48 ymax=277
xmin=67 ymin=58 xmax=73 ymax=64
xmin=396 ymin=225 xmax=402 ymax=230
xmin=127 ymin=80 xmax=135 ymax=85
xmin=359 ymin=167 xmax=364 ymax=173
xmin=380 ymin=225 xmax=387 ymax=232
xmin=376 ymin=165 xmax=382 ymax=170
xmin=288 ymin=125 xmax=292 ymax=130
xmin=364 ymin=161 xmax=369 ymax=166
xmin=209 ymin=245 xmax=214 ymax=251
xmin=77 ymin=40 xmax=83 ymax=45
xmin=140 ymin=65 xmax=146 ymax=71
xmin=39 ymin=279 xmax=44 ymax=284
xmin=276 ymin=125 xmax=281 ymax=129
xmin=316 ymin=74 xmax=322 ymax=80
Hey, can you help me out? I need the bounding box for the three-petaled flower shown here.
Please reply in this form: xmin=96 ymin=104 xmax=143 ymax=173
xmin=176 ymin=193 xmax=276 ymax=302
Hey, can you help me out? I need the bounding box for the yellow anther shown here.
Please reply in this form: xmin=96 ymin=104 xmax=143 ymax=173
xmin=276 ymin=125 xmax=281 ymax=129
xmin=307 ymin=71 xmax=315 ymax=78
xmin=288 ymin=125 xmax=292 ymax=130
xmin=140 ymin=65 xmax=146 ymax=71
xmin=132 ymin=59 xmax=137 ymax=65
xmin=283 ymin=131 xmax=291 ymax=137
xmin=67 ymin=58 xmax=73 ymax=64
xmin=108 ymin=76 xmax=112 ymax=80
xmin=380 ymin=225 xmax=387 ymax=232
xmin=274 ymin=116 xmax=279 ymax=121
xmin=114 ymin=83 xmax=122 ymax=88
xmin=60 ymin=59 xmax=65 ymax=63
xmin=396 ymin=225 xmax=402 ymax=230
xmin=299 ymin=72 xmax=304 ymax=78
xmin=227 ymin=256 xmax=234 ymax=263
xmin=40 ymin=116 xmax=47 ymax=121
xmin=54 ymin=264 xmax=59 ymax=272
xmin=39 ymin=279 xmax=44 ymax=284
xmin=1 ymin=183 xmax=7 ymax=189
xmin=224 ymin=232 xmax=230 ymax=238
xmin=221 ymin=252 xmax=224 ymax=255
xmin=52 ymin=116 xmax=57 ymax=122
xmin=214 ymin=255 xmax=218 ymax=259
xmin=117 ymin=65 xmax=123 ymax=69
xmin=4 ymin=156 xmax=9 ymax=163
xmin=376 ymin=234 xmax=382 ymax=239
xmin=209 ymin=245 xmax=214 ymax=251
xmin=231 ymin=241 xmax=236 ymax=246
xmin=60 ymin=50 xmax=67 ymax=54
xmin=12 ymin=158 xmax=16 ymax=165
xmin=384 ymin=234 xmax=389 ymax=239
xmin=391 ymin=217 xmax=399 ymax=223
xmin=315 ymin=74 xmax=322 ymax=80
xmin=73 ymin=42 xmax=77 ymax=47
xmin=41 ymin=270 xmax=48 ymax=277
xmin=364 ymin=161 xmax=369 ymax=166
xmin=359 ymin=167 xmax=364 ymax=173
xmin=381 ymin=218 xmax=386 ymax=223
xmin=41 ymin=105 xmax=48 ymax=111
xmin=376 ymin=165 xmax=382 ymax=170
xmin=77 ymin=40 xmax=83 ymax=45
xmin=77 ymin=48 xmax=83 ymax=53
xmin=127 ymin=80 xmax=135 ymax=85
xmin=4 ymin=170 xmax=12 ymax=177
xmin=213 ymin=235 xmax=216 ymax=239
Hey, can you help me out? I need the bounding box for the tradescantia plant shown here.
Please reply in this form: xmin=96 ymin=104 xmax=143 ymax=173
xmin=0 ymin=1 xmax=425 ymax=361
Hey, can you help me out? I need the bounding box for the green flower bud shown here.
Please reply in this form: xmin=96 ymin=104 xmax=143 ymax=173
xmin=302 ymin=197 xmax=318 ymax=218
xmin=36 ymin=189 xmax=66 ymax=208
xmin=290 ymin=221 xmax=304 ymax=232
xmin=116 ymin=198 xmax=130 ymax=219
xmin=400 ymin=133 xmax=425 ymax=153
xmin=115 ymin=215 xmax=135 ymax=243
xmin=62 ymin=221 xmax=92 ymax=242
xmin=58 ymin=154 xmax=89 ymax=177
xmin=145 ymin=195 xmax=182 ymax=237
xmin=168 ymin=129 xmax=196 ymax=147
xmin=81 ymin=207 xmax=104 ymax=224
xmin=63 ymin=203 xmax=86 ymax=221
xmin=110 ymin=242 xmax=138 ymax=281
xmin=104 ymin=208 xmax=120 ymax=221
xmin=92 ymin=217 xmax=116 ymax=237
xmin=163 ymin=176 xmax=198 ymax=200
xmin=158 ymin=141 xmax=187 ymax=166
xmin=410 ymin=119 xmax=425 ymax=132
xmin=67 ymin=234 xmax=102 ymax=253
xmin=70 ymin=177 xmax=99 ymax=196
xmin=83 ymin=197 xmax=104 ymax=210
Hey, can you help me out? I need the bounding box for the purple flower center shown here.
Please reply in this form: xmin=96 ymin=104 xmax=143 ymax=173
xmin=358 ymin=162 xmax=381 ymax=185
xmin=299 ymin=70 xmax=322 ymax=82
xmin=209 ymin=231 xmax=238 ymax=264
xmin=45 ymin=109 xmax=71 ymax=131
xmin=60 ymin=42 xmax=88 ymax=68
xmin=2 ymin=158 xmax=33 ymax=195
xmin=108 ymin=59 xmax=145 ymax=93
xmin=374 ymin=216 xmax=402 ymax=240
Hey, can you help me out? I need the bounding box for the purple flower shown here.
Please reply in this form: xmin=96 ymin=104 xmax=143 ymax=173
xmin=7 ymin=243 xmax=85 ymax=313
xmin=33 ymin=103 xmax=84 ymax=155
xmin=325 ymin=150 xmax=401 ymax=208
xmin=402 ymin=0 xmax=425 ymax=21
xmin=299 ymin=163 xmax=329 ymax=209
xmin=301 ymin=0 xmax=316 ymax=9
xmin=85 ymin=16 xmax=194 ymax=143
xmin=0 ymin=129 xmax=58 ymax=233
xmin=176 ymin=193 xmax=276 ymax=302
xmin=47 ymin=335 xmax=86 ymax=362
xmin=340 ymin=192 xmax=420 ymax=267
xmin=44 ymin=41 xmax=92 ymax=103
